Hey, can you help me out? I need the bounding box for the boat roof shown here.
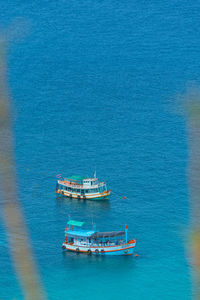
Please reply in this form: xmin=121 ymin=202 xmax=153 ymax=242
xmin=67 ymin=175 xmax=87 ymax=181
xmin=66 ymin=229 xmax=96 ymax=238
xmin=65 ymin=175 xmax=98 ymax=182
xmin=91 ymin=231 xmax=125 ymax=238
xmin=67 ymin=220 xmax=85 ymax=227
xmin=66 ymin=229 xmax=125 ymax=238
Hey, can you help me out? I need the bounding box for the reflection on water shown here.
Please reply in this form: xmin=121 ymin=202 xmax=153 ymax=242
xmin=61 ymin=249 xmax=135 ymax=272
xmin=56 ymin=194 xmax=110 ymax=209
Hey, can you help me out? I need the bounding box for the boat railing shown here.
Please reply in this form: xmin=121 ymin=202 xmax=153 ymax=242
xmin=65 ymin=240 xmax=134 ymax=248
xmin=66 ymin=241 xmax=74 ymax=245
xmin=90 ymin=240 xmax=125 ymax=247
xmin=59 ymin=181 xmax=106 ymax=189
xmin=78 ymin=241 xmax=87 ymax=246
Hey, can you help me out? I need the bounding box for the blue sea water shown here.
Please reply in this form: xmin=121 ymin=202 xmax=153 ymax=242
xmin=1 ymin=0 xmax=200 ymax=299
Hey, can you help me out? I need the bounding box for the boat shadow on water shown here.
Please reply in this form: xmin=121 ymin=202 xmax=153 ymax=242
xmin=55 ymin=194 xmax=111 ymax=211
xmin=61 ymin=249 xmax=137 ymax=271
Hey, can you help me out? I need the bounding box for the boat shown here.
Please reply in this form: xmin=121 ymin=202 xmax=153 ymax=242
xmin=56 ymin=173 xmax=111 ymax=200
xmin=62 ymin=220 xmax=136 ymax=255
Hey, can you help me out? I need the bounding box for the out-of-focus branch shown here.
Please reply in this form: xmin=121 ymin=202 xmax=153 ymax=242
xmin=0 ymin=32 xmax=47 ymax=300
xmin=179 ymin=85 xmax=200 ymax=299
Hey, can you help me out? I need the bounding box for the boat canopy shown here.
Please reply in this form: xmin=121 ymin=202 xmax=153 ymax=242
xmin=66 ymin=228 xmax=125 ymax=238
xmin=67 ymin=175 xmax=87 ymax=181
xmin=91 ymin=231 xmax=125 ymax=238
xmin=66 ymin=230 xmax=95 ymax=238
xmin=67 ymin=220 xmax=85 ymax=227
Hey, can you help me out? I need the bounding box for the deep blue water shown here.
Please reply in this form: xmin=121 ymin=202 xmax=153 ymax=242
xmin=1 ymin=1 xmax=200 ymax=299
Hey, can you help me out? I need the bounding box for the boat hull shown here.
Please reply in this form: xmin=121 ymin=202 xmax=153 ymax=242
xmin=56 ymin=189 xmax=110 ymax=200
xmin=62 ymin=241 xmax=136 ymax=256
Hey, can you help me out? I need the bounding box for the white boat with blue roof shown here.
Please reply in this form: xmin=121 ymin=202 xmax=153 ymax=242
xmin=62 ymin=220 xmax=136 ymax=255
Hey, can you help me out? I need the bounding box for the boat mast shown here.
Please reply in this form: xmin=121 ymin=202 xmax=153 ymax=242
xmin=125 ymin=225 xmax=128 ymax=243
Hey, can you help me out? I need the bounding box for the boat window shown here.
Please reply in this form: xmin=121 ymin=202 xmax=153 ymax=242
xmin=68 ymin=187 xmax=71 ymax=191
xmin=85 ymin=190 xmax=88 ymax=193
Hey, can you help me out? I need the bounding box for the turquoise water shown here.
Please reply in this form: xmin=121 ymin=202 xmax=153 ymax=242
xmin=1 ymin=1 xmax=199 ymax=299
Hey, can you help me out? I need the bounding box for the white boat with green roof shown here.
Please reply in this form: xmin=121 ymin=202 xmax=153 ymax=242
xmin=56 ymin=173 xmax=111 ymax=200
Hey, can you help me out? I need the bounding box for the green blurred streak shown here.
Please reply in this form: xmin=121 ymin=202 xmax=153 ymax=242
xmin=179 ymin=85 xmax=200 ymax=299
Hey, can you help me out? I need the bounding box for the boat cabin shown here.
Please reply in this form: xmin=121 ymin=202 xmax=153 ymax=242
xmin=56 ymin=174 xmax=111 ymax=200
xmin=65 ymin=220 xmax=127 ymax=247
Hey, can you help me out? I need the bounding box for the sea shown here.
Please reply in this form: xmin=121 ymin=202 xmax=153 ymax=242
xmin=1 ymin=1 xmax=199 ymax=299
